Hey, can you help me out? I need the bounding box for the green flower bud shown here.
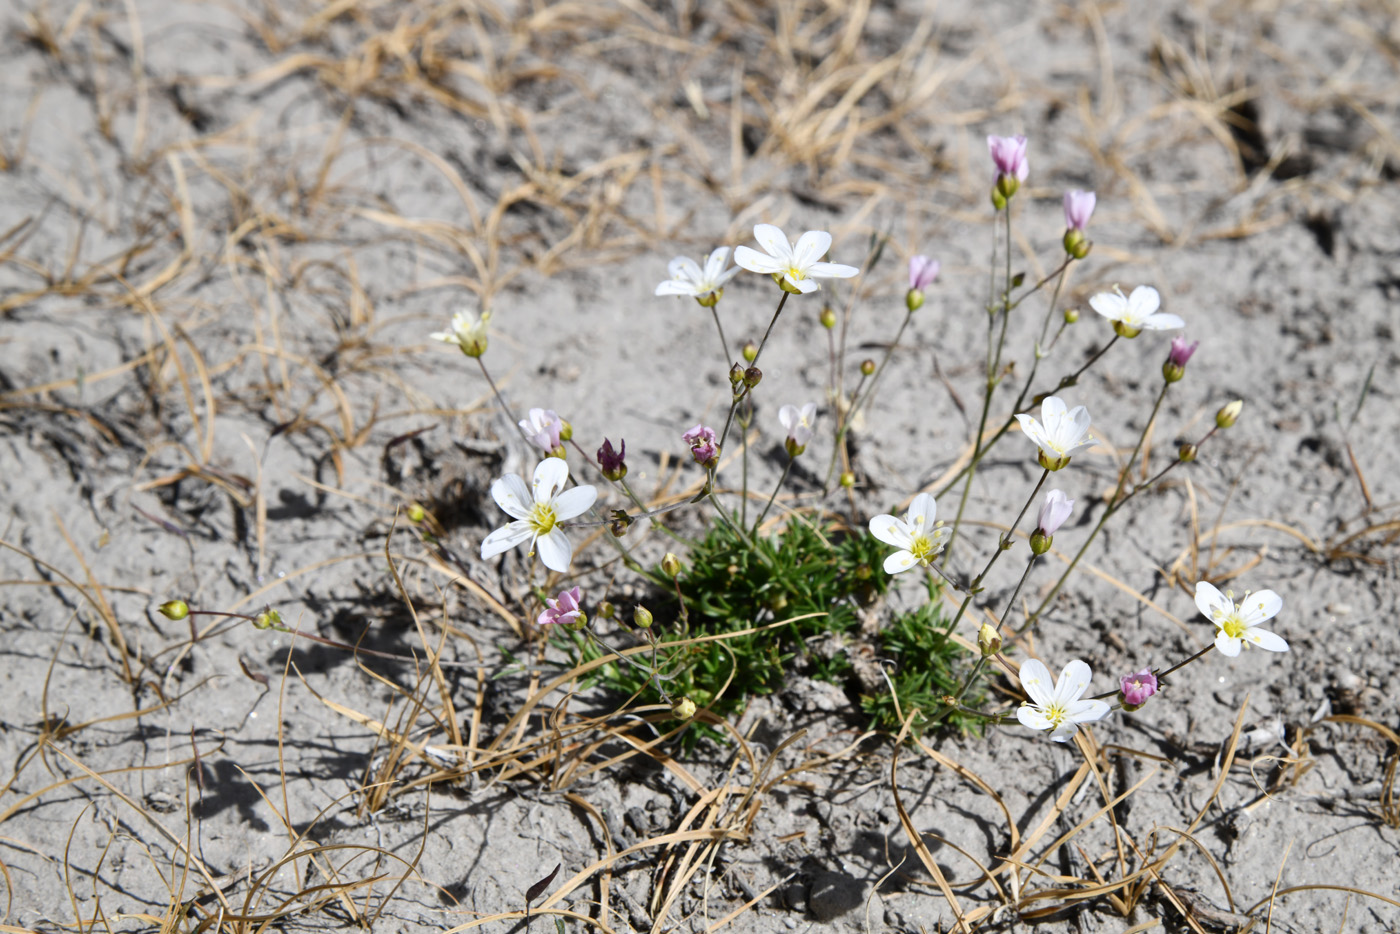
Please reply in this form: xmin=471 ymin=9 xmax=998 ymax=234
xmin=1178 ymin=443 xmax=1198 ymax=463
xmin=661 ymin=552 xmax=682 ymax=578
xmin=978 ymin=624 xmax=1002 ymax=657
xmin=860 ymin=359 xmax=875 ymax=377
xmin=819 ymin=307 xmax=837 ymax=329
xmin=906 ymin=289 xmax=925 ymax=313
xmin=597 ymin=600 xmax=616 ymax=619
xmin=839 ymin=471 xmax=856 ymax=488
xmin=1216 ymin=400 xmax=1243 ymax=428
xmin=1062 ymin=229 xmax=1090 ymax=259
xmin=742 ymin=341 xmax=758 ymax=363
xmin=407 ymin=503 xmax=426 ymax=523
xmin=1030 ymin=530 xmax=1052 ymax=555
xmin=558 ymin=420 xmax=573 ymax=442
xmin=159 ymin=600 xmax=189 ymax=621
xmin=743 ymin=366 xmax=762 ymax=388
xmin=1063 ymin=308 xmax=1079 ymax=324
xmin=990 ymin=188 xmax=1008 ymax=211
xmin=633 ymin=605 xmax=654 ymax=629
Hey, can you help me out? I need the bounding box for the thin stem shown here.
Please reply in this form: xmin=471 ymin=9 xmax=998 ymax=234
xmin=476 ymin=357 xmax=525 ymax=441
xmin=709 ymin=304 xmax=731 ymax=365
xmin=753 ymin=455 xmax=794 ymax=531
xmin=750 ymin=290 xmax=790 ymax=368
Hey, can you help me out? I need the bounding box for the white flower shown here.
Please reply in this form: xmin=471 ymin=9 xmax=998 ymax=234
xmin=481 ymin=459 xmax=597 ymax=572
xmin=733 ymin=224 xmax=860 ymax=294
xmin=1088 ymin=285 xmax=1184 ymax=336
xmin=1016 ymin=658 xmax=1110 ymax=742
xmin=430 ymin=309 xmax=490 ymax=357
xmin=519 ymin=407 xmax=563 ymax=453
xmin=1014 ymin=396 xmax=1097 ymax=471
xmin=654 ymin=248 xmax=740 ymax=305
xmin=1194 ymin=581 xmax=1288 ymax=658
xmin=779 ymin=402 xmax=818 ymax=455
xmin=869 ymin=493 xmax=948 ymax=574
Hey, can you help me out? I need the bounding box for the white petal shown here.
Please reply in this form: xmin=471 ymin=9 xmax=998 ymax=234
xmin=752 ymin=224 xmax=793 ymax=262
xmin=1061 ymin=435 xmax=1099 ymax=459
xmin=1127 ymin=285 xmax=1161 ymax=318
xmin=905 ymin=492 xmax=937 ymax=529
xmin=668 ymin=256 xmax=702 ymax=281
xmin=883 ymin=550 xmax=918 ymax=574
xmin=806 ymin=261 xmax=860 ymax=279
xmin=1041 ymin=396 xmax=1068 ymax=423
xmin=1244 ymin=627 xmax=1289 ymax=652
xmin=792 ymin=230 xmax=832 ymax=268
xmin=869 ymin=515 xmax=910 ymax=548
xmin=786 ymin=274 xmax=820 ymax=293
xmin=1018 ymin=659 xmax=1055 ymax=708
xmin=1069 ymin=698 xmax=1111 ymax=723
xmin=1048 ymin=722 xmax=1080 ymax=743
xmin=779 ymin=404 xmax=798 ymax=431
xmin=714 ymin=264 xmax=741 ymax=286
xmin=1017 ymin=705 xmax=1053 ymax=732
xmin=481 ymin=522 xmax=532 ymax=559
xmin=1214 ymin=630 xmax=1242 ymax=657
xmin=703 ymin=247 xmax=731 ymax=280
xmin=553 ymin=485 xmax=597 ymax=521
xmin=1054 ymin=659 xmax=1094 ymax=704
xmin=655 ymin=279 xmax=699 ymax=297
xmin=1066 ymin=405 xmax=1091 ymax=440
xmin=532 ymin=458 xmax=570 ymax=503
xmin=1243 ymin=590 xmax=1283 ymax=624
xmin=1194 ymin=581 xmax=1229 ymax=621
xmin=733 ymin=245 xmax=784 ymax=274
xmin=536 ymin=529 xmax=574 ymax=572
xmin=1089 ymin=290 xmax=1127 ymax=321
xmin=492 ymin=474 xmax=532 ymax=519
xmin=1142 ymin=312 xmax=1185 ymax=330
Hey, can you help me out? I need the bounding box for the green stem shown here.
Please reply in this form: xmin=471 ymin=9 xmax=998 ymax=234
xmin=753 ymin=455 xmax=794 ymax=531
xmin=709 ymin=304 xmax=731 ymax=366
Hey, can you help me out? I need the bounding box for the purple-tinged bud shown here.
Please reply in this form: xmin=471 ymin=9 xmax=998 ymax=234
xmin=1036 ymin=489 xmax=1074 ymax=537
xmin=743 ymin=366 xmax=762 ymax=388
xmin=908 ymin=255 xmax=940 ymax=291
xmin=1119 ymin=668 xmax=1159 ymax=710
xmin=987 ymin=135 xmax=1029 ymax=203
xmin=597 ymin=438 xmax=627 ymax=481
xmin=1063 ymin=190 xmax=1096 ymax=232
xmin=1163 ymin=336 xmax=1198 ymax=383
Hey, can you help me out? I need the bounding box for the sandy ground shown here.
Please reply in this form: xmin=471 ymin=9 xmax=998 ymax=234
xmin=2 ymin=0 xmax=1399 ymax=931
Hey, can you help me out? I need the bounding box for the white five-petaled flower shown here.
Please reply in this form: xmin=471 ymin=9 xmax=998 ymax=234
xmin=481 ymin=459 xmax=597 ymax=573
xmin=654 ymin=248 xmax=740 ymax=305
xmin=430 ymin=309 xmax=490 ymax=357
xmin=733 ymin=224 xmax=860 ymax=295
xmin=1016 ymin=658 xmax=1111 ymax=742
xmin=1195 ymin=581 xmax=1289 ymax=658
xmin=779 ymin=402 xmax=818 ymax=455
xmin=1089 ymin=285 xmax=1184 ymax=337
xmin=869 ymin=493 xmax=948 ymax=574
xmin=1015 ymin=395 xmax=1097 ymax=471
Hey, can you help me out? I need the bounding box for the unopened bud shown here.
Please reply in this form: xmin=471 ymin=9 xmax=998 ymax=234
xmin=854 ymin=564 xmax=872 ymax=581
xmin=729 ymin=362 xmax=745 ymax=391
xmin=743 ymin=366 xmax=762 ymax=388
xmin=978 ymin=624 xmax=1002 ymax=657
xmin=159 ymin=600 xmax=189 ymax=621
xmin=661 ymin=552 xmax=682 ymax=578
xmin=839 ymin=471 xmax=856 ymax=488
xmin=407 ymin=503 xmax=426 ymax=523
xmin=819 ymin=306 xmax=837 ymax=329
xmin=990 ymin=188 xmax=1008 ymax=212
xmin=597 ymin=600 xmax=616 ymax=619
xmin=558 ymin=420 xmax=573 ymax=442
xmin=671 ymin=697 xmax=697 ymax=720
xmin=1062 ymin=229 xmax=1090 ymax=259
xmin=254 ymin=609 xmax=282 ymax=630
xmin=860 ymin=359 xmax=876 ymax=377
xmin=741 ymin=341 xmax=758 ymax=363
xmin=1029 ymin=530 xmax=1052 ymax=555
xmin=906 ymin=289 xmax=925 ymax=313
xmin=1178 ymin=443 xmax=1197 ymax=463
xmin=633 ymin=605 xmax=654 ymax=629
xmin=1063 ymin=308 xmax=1079 ymax=324
xmin=1216 ymin=400 xmax=1243 ymax=428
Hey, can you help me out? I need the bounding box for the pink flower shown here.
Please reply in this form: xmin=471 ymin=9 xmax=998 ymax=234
xmin=1119 ymin=669 xmax=1159 ymax=708
xmin=1036 ymin=489 xmax=1074 ymax=536
xmin=683 ymin=424 xmax=719 ymax=469
xmin=538 ymin=586 xmax=584 ymax=627
xmin=908 ymin=255 xmax=940 ymax=290
xmin=520 ymin=408 xmax=563 ymax=452
xmin=1063 ymin=190 xmax=1096 ymax=231
xmin=987 ymin=135 xmax=1029 ymax=182
xmin=1168 ymin=336 xmax=1198 ymax=367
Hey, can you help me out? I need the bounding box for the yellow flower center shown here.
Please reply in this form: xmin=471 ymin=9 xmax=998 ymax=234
xmin=1043 ymin=703 xmax=1069 ymax=728
xmin=528 ymin=502 xmax=558 ymax=536
xmin=909 ymin=534 xmax=935 ymax=564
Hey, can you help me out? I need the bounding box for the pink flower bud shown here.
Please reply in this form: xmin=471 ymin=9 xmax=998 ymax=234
xmin=1168 ymin=336 xmax=1198 ymax=368
xmin=683 ymin=424 xmax=720 ymax=469
xmin=1119 ymin=668 xmax=1159 ymax=708
xmin=1063 ymin=190 xmax=1096 ymax=232
xmin=987 ymin=135 xmax=1029 ymax=181
xmin=908 ymin=255 xmax=940 ymax=291
xmin=597 ymin=438 xmax=627 ymax=481
xmin=1036 ymin=489 xmax=1074 ymax=536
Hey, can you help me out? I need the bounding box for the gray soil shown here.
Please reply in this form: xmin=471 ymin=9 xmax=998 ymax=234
xmin=2 ymin=0 xmax=1398 ymax=932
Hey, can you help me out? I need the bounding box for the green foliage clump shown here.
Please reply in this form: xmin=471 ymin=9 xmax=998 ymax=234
xmin=567 ymin=515 xmax=978 ymax=740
